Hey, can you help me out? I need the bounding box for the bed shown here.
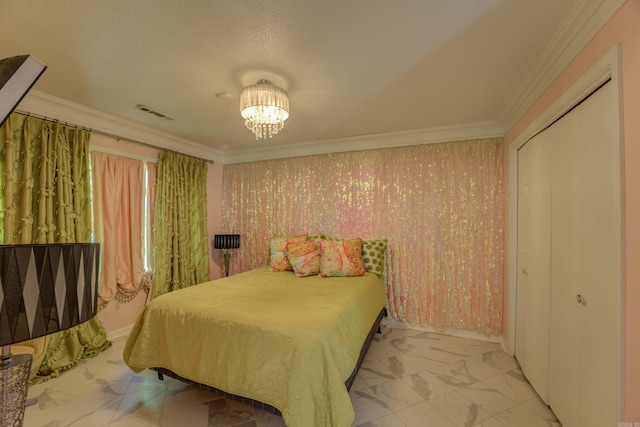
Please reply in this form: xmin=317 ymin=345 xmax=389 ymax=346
xmin=123 ymin=265 xmax=387 ymax=427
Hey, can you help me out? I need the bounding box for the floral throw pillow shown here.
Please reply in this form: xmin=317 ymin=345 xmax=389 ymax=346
xmin=286 ymin=240 xmax=321 ymax=277
xmin=319 ymin=238 xmax=366 ymax=277
xmin=361 ymin=239 xmax=388 ymax=277
xmin=269 ymin=234 xmax=308 ymax=272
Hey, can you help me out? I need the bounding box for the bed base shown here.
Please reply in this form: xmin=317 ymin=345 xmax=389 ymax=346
xmin=152 ymin=307 xmax=386 ymax=416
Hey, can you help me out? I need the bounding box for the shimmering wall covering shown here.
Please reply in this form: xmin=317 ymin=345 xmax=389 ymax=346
xmin=222 ymin=138 xmax=504 ymax=335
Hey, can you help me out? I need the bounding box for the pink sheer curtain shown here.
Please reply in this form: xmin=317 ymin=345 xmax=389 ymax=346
xmin=92 ymin=152 xmax=149 ymax=306
xmin=147 ymin=162 xmax=157 ymax=242
xmin=222 ymin=138 xmax=504 ymax=335
xmin=147 ymin=162 xmax=157 ymax=288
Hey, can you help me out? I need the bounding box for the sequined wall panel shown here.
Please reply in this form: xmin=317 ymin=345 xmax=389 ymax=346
xmin=222 ymin=138 xmax=504 ymax=335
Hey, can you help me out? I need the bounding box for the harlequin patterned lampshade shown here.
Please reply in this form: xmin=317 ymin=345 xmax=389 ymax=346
xmin=0 ymin=243 xmax=101 ymax=346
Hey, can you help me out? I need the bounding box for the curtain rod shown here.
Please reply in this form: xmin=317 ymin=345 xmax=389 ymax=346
xmin=14 ymin=110 xmax=215 ymax=164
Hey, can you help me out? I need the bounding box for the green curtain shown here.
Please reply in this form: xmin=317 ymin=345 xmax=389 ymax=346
xmin=0 ymin=113 xmax=111 ymax=384
xmin=153 ymin=151 xmax=210 ymax=297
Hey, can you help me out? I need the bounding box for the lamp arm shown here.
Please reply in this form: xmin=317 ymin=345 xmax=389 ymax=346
xmin=222 ymin=249 xmax=232 ymax=277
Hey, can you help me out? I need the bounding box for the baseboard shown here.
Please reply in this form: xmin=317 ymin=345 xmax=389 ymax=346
xmin=381 ymin=319 xmax=504 ymax=344
xmin=498 ymin=335 xmax=511 ymax=355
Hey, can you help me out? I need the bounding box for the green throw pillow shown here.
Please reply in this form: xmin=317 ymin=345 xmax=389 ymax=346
xmin=361 ymin=238 xmax=388 ymax=277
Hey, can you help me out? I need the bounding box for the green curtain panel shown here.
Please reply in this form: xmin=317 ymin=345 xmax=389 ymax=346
xmin=0 ymin=113 xmax=111 ymax=384
xmin=153 ymin=151 xmax=210 ymax=297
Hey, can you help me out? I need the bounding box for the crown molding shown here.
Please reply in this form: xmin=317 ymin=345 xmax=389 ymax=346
xmin=222 ymin=120 xmax=505 ymax=164
xmin=17 ymin=90 xmax=226 ymax=163
xmin=16 ymin=90 xmax=504 ymax=165
xmin=499 ymin=0 xmax=626 ymax=132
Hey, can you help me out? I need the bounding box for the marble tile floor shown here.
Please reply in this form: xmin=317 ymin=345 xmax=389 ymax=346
xmin=23 ymin=326 xmax=561 ymax=427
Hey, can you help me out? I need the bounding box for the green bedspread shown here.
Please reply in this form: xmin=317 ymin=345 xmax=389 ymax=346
xmin=123 ymin=266 xmax=387 ymax=427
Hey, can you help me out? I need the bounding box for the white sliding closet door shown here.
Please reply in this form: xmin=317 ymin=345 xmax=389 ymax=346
xmin=578 ymin=82 xmax=621 ymax=425
xmin=516 ymin=81 xmax=621 ymax=427
xmin=549 ymin=81 xmax=621 ymax=427
xmin=515 ymin=124 xmax=552 ymax=403
xmin=549 ymin=99 xmax=582 ymax=426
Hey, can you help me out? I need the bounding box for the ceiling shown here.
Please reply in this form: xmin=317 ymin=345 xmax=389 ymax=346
xmin=0 ymin=0 xmax=624 ymax=163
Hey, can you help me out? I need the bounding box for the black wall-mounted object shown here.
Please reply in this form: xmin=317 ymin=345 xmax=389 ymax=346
xmin=0 ymin=55 xmax=47 ymax=128
xmin=214 ymin=234 xmax=240 ymax=277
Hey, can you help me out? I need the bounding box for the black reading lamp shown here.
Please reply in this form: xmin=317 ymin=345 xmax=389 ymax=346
xmin=214 ymin=234 xmax=240 ymax=277
xmin=0 ymin=243 xmax=101 ymax=427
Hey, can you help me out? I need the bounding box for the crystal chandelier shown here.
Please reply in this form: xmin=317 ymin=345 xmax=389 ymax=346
xmin=240 ymin=79 xmax=289 ymax=140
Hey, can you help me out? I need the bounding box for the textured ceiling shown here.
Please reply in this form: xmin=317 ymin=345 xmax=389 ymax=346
xmin=0 ymin=0 xmax=620 ymax=162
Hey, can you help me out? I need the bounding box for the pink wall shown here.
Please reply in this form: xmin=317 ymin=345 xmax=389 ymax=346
xmin=503 ymin=0 xmax=640 ymax=420
xmin=90 ymin=134 xmax=224 ymax=333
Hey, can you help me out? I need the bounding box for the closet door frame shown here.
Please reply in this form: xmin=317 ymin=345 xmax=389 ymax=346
xmin=506 ymin=45 xmax=623 ymax=414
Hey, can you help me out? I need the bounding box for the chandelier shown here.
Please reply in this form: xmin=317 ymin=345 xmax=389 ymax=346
xmin=240 ymin=79 xmax=289 ymax=140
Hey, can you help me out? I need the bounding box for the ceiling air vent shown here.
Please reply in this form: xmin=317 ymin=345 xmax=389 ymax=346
xmin=135 ymin=104 xmax=175 ymax=120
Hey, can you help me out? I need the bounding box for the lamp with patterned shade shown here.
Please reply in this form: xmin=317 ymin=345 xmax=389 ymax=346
xmin=214 ymin=235 xmax=240 ymax=277
xmin=0 ymin=243 xmax=100 ymax=427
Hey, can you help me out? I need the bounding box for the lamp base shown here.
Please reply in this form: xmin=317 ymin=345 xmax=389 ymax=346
xmin=0 ymin=352 xmax=32 ymax=427
xmin=222 ymin=251 xmax=231 ymax=277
